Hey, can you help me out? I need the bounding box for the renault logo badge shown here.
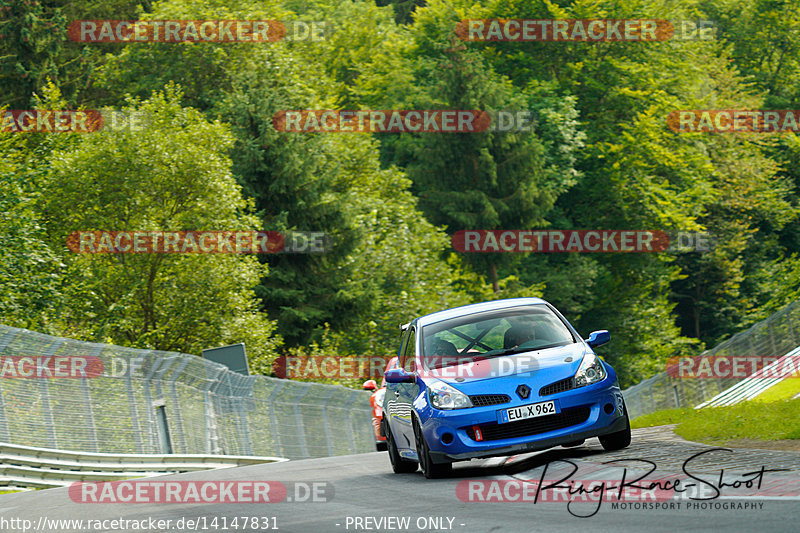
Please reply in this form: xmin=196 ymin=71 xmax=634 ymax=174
xmin=516 ymin=384 xmax=531 ymax=399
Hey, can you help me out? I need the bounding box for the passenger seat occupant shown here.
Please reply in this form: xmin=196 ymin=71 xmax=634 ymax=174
xmin=430 ymin=338 xmax=459 ymax=356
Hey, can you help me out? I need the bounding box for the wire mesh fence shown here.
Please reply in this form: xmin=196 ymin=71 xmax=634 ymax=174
xmin=6 ymin=300 xmax=796 ymax=456
xmin=0 ymin=325 xmax=374 ymax=459
xmin=622 ymin=300 xmax=800 ymax=419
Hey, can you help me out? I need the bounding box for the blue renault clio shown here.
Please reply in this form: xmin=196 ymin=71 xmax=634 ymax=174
xmin=382 ymin=298 xmax=630 ymax=478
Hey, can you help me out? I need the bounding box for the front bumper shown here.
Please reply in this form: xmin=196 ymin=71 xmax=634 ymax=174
xmin=421 ymin=379 xmax=625 ymax=463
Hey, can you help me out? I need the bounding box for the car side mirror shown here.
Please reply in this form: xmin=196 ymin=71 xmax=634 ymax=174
xmin=586 ymin=330 xmax=610 ymax=348
xmin=362 ymin=379 xmax=378 ymax=391
xmin=384 ymin=368 xmax=415 ymax=384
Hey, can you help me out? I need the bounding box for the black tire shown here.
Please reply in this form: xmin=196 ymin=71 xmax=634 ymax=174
xmin=383 ymin=419 xmax=418 ymax=473
xmin=413 ymin=417 xmax=452 ymax=479
xmin=599 ymin=403 xmax=631 ymax=451
xmin=375 ymin=441 xmax=388 ymax=452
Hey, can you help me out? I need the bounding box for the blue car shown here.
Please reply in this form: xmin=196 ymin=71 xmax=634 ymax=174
xmin=381 ymin=297 xmax=631 ymax=478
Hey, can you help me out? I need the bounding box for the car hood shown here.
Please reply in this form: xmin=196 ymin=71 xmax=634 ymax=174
xmin=423 ymin=343 xmax=589 ymax=385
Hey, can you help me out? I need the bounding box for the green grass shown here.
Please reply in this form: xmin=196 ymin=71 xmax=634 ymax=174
xmin=631 ymin=398 xmax=800 ymax=444
xmin=631 ymin=408 xmax=690 ymax=428
xmin=752 ymin=378 xmax=800 ymax=402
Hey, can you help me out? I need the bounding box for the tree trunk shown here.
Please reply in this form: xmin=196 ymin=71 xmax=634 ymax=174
xmin=489 ymin=263 xmax=499 ymax=293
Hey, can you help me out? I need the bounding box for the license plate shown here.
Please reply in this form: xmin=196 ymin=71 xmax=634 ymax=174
xmin=498 ymin=401 xmax=558 ymax=424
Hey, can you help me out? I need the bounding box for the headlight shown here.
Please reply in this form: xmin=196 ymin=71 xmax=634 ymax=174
xmin=574 ymin=351 xmax=606 ymax=387
xmin=428 ymin=379 xmax=473 ymax=409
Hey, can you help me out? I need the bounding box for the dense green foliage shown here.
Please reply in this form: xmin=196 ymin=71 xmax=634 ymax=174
xmin=2 ymin=0 xmax=799 ymax=387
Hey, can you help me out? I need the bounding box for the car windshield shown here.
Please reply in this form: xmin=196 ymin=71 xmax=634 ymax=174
xmin=420 ymin=305 xmax=576 ymax=370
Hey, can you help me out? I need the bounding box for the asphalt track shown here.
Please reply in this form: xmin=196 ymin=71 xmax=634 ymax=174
xmin=2 ymin=427 xmax=799 ymax=533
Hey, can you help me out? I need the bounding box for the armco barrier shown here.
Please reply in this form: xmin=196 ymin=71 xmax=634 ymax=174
xmin=0 ymin=325 xmax=374 ymax=459
xmin=0 ymin=442 xmax=286 ymax=490
xmin=696 ymin=346 xmax=800 ymax=408
xmin=622 ymin=300 xmax=800 ymax=419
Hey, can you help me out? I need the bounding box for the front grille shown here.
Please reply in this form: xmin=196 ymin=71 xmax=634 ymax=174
xmin=469 ymin=394 xmax=511 ymax=407
xmin=465 ymin=406 xmax=591 ymax=441
xmin=540 ymin=377 xmax=575 ymax=396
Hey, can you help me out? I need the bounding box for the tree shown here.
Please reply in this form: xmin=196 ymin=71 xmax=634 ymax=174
xmin=0 ymin=129 xmax=63 ymax=330
xmin=378 ymin=8 xmax=580 ymax=292
xmin=91 ymin=0 xmax=478 ymax=354
xmin=37 ymin=87 xmax=281 ymax=363
xmin=375 ymin=0 xmax=426 ymax=25
xmin=218 ymin=49 xmax=474 ymax=349
xmin=0 ymin=0 xmax=67 ymax=106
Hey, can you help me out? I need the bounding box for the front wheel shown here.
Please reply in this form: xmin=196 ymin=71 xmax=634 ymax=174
xmin=413 ymin=417 xmax=452 ymax=479
xmin=599 ymin=404 xmax=631 ymax=451
xmin=383 ymin=419 xmax=417 ymax=473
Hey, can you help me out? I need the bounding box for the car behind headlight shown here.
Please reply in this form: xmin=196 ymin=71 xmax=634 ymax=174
xmin=428 ymin=379 xmax=473 ymax=409
xmin=574 ymin=351 xmax=607 ymax=387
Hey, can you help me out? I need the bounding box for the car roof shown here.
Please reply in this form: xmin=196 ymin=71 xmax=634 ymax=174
xmin=414 ymin=297 xmax=549 ymax=328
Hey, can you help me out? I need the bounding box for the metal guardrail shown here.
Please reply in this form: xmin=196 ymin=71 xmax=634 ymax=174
xmin=696 ymin=346 xmax=800 ymax=408
xmin=0 ymin=442 xmax=287 ymax=490
xmin=0 ymin=325 xmax=375 ymax=459
xmin=622 ymin=300 xmax=800 ymax=419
